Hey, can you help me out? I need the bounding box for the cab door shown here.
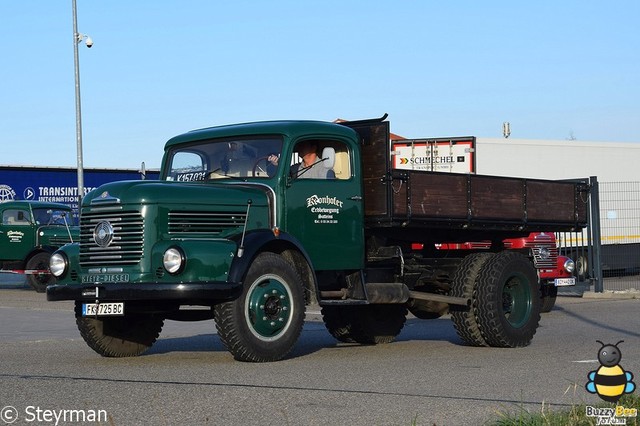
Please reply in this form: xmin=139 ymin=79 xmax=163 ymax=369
xmin=284 ymin=137 xmax=364 ymax=271
xmin=0 ymin=207 xmax=36 ymax=262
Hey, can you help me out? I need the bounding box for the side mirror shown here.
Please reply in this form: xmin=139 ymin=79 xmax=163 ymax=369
xmin=321 ymin=147 xmax=335 ymax=169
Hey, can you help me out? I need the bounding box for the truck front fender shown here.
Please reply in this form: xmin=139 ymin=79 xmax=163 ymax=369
xmin=228 ymin=230 xmax=319 ymax=305
xmin=25 ymin=245 xmax=59 ymax=264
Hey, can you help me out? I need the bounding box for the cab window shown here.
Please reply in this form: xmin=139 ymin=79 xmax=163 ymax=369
xmin=165 ymin=137 xmax=283 ymax=181
xmin=2 ymin=210 xmax=31 ymax=226
xmin=290 ymin=139 xmax=351 ymax=180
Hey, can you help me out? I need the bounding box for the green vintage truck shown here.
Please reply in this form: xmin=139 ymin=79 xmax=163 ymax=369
xmin=1 ymin=200 xmax=78 ymax=292
xmin=47 ymin=116 xmax=588 ymax=361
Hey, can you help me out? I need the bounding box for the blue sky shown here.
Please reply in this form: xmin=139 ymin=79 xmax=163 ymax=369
xmin=1 ymin=1 xmax=639 ymax=169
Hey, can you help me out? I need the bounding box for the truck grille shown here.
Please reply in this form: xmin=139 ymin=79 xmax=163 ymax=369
xmin=49 ymin=236 xmax=74 ymax=246
xmin=525 ymin=235 xmax=558 ymax=269
xmin=79 ymin=210 xmax=144 ymax=266
xmin=168 ymin=211 xmax=246 ymax=235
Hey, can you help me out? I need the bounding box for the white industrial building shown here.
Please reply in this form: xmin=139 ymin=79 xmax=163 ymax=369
xmin=474 ymin=137 xmax=640 ymax=182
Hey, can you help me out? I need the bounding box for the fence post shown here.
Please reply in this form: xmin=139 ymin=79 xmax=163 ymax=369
xmin=589 ymin=176 xmax=604 ymax=292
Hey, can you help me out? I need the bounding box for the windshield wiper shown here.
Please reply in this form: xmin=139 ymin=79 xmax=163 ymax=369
xmin=207 ymin=168 xmax=246 ymax=182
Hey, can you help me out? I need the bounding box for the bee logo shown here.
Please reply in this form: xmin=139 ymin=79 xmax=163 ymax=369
xmin=586 ymin=340 xmax=636 ymax=403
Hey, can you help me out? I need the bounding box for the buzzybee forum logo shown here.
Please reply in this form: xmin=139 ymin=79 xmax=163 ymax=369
xmin=586 ymin=340 xmax=636 ymax=403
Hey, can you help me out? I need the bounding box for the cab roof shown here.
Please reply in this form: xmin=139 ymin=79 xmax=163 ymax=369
xmin=0 ymin=200 xmax=72 ymax=210
xmin=164 ymin=120 xmax=358 ymax=149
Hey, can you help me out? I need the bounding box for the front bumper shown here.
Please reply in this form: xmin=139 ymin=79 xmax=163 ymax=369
xmin=46 ymin=281 xmax=242 ymax=303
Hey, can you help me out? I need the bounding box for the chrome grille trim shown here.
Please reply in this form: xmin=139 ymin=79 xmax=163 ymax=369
xmin=525 ymin=236 xmax=558 ymax=269
xmin=79 ymin=210 xmax=144 ymax=267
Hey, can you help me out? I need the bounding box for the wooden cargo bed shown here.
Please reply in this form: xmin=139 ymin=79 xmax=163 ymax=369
xmin=346 ymin=117 xmax=589 ymax=234
xmin=367 ymin=169 xmax=590 ymax=232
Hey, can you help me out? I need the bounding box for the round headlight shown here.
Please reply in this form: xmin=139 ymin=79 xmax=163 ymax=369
xmin=163 ymin=247 xmax=185 ymax=274
xmin=564 ymin=259 xmax=576 ymax=274
xmin=50 ymin=252 xmax=68 ymax=278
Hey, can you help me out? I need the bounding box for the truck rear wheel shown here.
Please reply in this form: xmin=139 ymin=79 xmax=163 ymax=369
xmin=322 ymin=304 xmax=407 ymax=345
xmin=26 ymin=252 xmax=55 ymax=293
xmin=474 ymin=252 xmax=541 ymax=347
xmin=450 ymin=253 xmax=495 ymax=346
xmin=214 ymin=252 xmax=305 ymax=362
xmin=321 ymin=306 xmax=356 ymax=343
xmin=540 ymin=285 xmax=558 ymax=313
xmin=75 ymin=308 xmax=164 ymax=357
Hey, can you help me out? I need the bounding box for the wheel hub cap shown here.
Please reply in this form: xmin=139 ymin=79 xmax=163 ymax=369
xmin=247 ymin=277 xmax=291 ymax=338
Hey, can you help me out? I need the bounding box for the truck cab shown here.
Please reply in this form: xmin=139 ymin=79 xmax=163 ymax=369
xmin=0 ymin=200 xmax=77 ymax=292
xmin=159 ymin=121 xmax=365 ymax=272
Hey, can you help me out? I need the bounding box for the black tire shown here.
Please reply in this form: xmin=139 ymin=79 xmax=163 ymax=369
xmin=321 ymin=306 xmax=356 ymax=343
xmin=75 ymin=306 xmax=164 ymax=357
xmin=540 ymin=285 xmax=558 ymax=313
xmin=325 ymin=304 xmax=407 ymax=345
xmin=214 ymin=252 xmax=305 ymax=362
xmin=573 ymin=251 xmax=589 ymax=281
xmin=474 ymin=251 xmax=541 ymax=347
xmin=450 ymin=253 xmax=495 ymax=346
xmin=26 ymin=252 xmax=55 ymax=293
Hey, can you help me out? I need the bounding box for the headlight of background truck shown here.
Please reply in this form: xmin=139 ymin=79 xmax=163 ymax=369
xmin=564 ymin=258 xmax=576 ymax=274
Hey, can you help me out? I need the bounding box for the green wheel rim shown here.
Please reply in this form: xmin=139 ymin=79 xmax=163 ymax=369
xmin=245 ymin=274 xmax=293 ymax=341
xmin=501 ymin=272 xmax=532 ymax=328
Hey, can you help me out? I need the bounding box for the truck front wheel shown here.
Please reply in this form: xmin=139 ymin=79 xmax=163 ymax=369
xmin=26 ymin=252 xmax=55 ymax=293
xmin=75 ymin=308 xmax=164 ymax=357
xmin=214 ymin=252 xmax=305 ymax=362
xmin=474 ymin=252 xmax=541 ymax=347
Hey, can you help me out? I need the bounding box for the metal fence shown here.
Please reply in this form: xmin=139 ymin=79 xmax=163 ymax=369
xmin=558 ymin=177 xmax=640 ymax=292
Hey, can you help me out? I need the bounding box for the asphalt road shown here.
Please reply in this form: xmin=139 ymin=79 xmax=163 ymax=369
xmin=1 ymin=283 xmax=639 ymax=425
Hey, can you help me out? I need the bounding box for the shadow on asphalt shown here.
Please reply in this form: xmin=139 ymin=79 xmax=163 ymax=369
xmin=147 ymin=317 xmax=461 ymax=359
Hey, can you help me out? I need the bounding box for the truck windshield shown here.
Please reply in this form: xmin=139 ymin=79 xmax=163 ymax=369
xmin=33 ymin=208 xmax=72 ymax=226
xmin=165 ymin=137 xmax=283 ymax=181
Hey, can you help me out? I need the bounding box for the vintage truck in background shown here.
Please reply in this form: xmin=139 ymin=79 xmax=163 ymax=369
xmin=0 ymin=201 xmax=78 ymax=292
xmin=0 ymin=165 xmax=159 ymax=215
xmin=47 ymin=115 xmax=588 ymax=361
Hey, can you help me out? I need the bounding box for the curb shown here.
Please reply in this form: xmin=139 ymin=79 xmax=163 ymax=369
xmin=582 ymin=290 xmax=640 ymax=299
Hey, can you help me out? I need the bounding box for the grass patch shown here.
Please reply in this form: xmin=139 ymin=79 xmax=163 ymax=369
xmin=490 ymin=393 xmax=639 ymax=425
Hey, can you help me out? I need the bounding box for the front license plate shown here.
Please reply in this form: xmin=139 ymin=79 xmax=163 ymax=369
xmin=81 ymin=274 xmax=130 ymax=283
xmin=554 ymin=277 xmax=576 ymax=287
xmin=82 ymin=302 xmax=125 ymax=316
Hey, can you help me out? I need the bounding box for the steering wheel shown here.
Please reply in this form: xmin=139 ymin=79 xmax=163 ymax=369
xmin=252 ymin=156 xmax=271 ymax=177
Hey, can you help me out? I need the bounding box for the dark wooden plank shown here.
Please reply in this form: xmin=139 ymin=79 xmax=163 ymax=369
xmin=361 ymin=126 xmax=389 ymax=217
xmin=527 ymin=181 xmax=575 ymax=222
xmin=470 ymin=176 xmax=524 ymax=220
xmin=406 ymin=173 xmax=468 ymax=218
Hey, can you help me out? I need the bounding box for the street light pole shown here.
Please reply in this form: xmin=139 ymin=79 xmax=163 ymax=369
xmin=72 ymin=0 xmax=85 ymax=207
